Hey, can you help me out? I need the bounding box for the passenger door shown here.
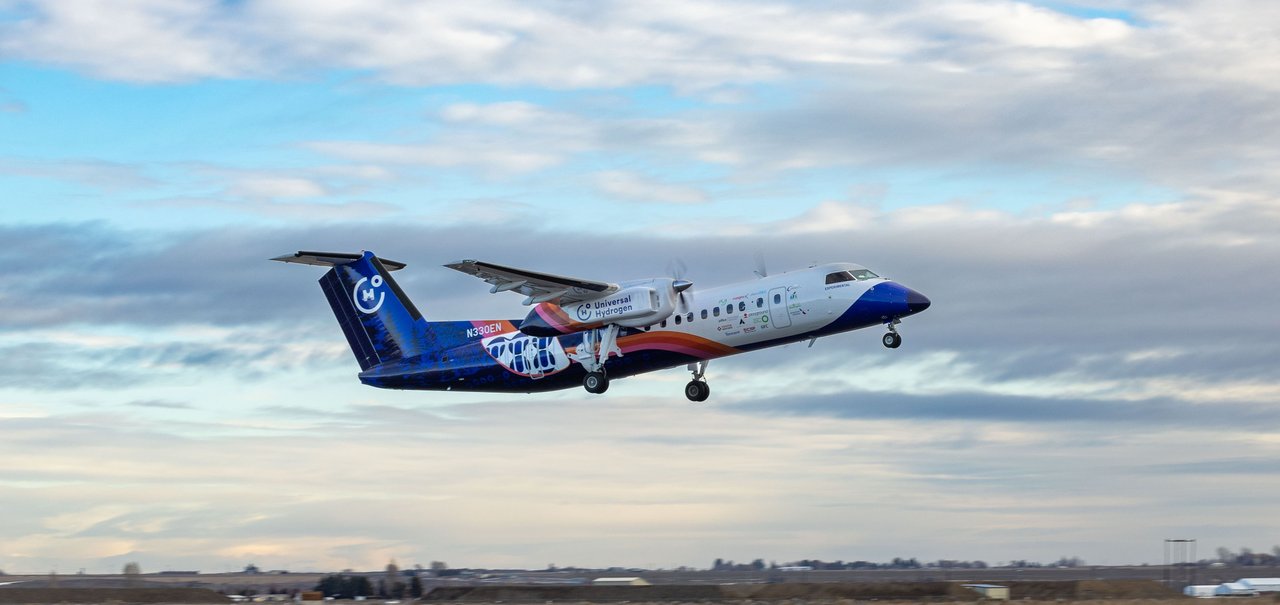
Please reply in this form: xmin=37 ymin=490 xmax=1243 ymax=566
xmin=767 ymin=287 xmax=791 ymax=328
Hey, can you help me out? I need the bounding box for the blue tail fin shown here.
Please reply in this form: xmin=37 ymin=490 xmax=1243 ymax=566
xmin=274 ymin=251 xmax=432 ymax=370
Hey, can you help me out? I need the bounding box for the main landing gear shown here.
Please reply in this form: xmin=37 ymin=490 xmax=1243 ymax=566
xmin=684 ymin=360 xmax=710 ymax=402
xmin=577 ymin=324 xmax=622 ymax=395
xmin=882 ymin=318 xmax=902 ymax=349
xmin=584 ymin=371 xmax=609 ymax=394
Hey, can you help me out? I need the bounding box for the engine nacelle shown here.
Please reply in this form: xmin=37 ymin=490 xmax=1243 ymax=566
xmin=519 ymin=280 xmax=682 ymax=336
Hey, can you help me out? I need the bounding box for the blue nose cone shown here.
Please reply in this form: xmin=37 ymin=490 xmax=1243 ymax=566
xmin=848 ymin=282 xmax=932 ymax=324
xmin=905 ymin=287 xmax=931 ymax=315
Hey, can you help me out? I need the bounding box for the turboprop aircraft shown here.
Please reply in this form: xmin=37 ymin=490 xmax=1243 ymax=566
xmin=273 ymin=250 xmax=930 ymax=401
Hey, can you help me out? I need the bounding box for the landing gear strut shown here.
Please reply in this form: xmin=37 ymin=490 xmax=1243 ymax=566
xmin=684 ymin=360 xmax=710 ymax=402
xmin=882 ymin=318 xmax=902 ymax=349
xmin=576 ymin=324 xmax=622 ymax=394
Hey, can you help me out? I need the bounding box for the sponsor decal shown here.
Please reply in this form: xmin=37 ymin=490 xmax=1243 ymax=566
xmin=352 ymin=274 xmax=385 ymax=314
xmin=466 ymin=322 xmax=506 ymax=338
xmin=743 ymin=326 xmax=757 ymax=334
xmin=570 ymin=293 xmax=637 ymax=322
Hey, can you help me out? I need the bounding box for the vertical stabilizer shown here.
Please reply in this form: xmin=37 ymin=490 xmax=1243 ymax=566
xmin=274 ymin=251 xmax=431 ymax=370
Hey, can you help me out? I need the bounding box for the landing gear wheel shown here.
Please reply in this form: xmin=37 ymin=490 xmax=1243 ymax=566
xmin=684 ymin=380 xmax=710 ymax=402
xmin=583 ymin=371 xmax=609 ymax=394
xmin=882 ymin=332 xmax=902 ymax=349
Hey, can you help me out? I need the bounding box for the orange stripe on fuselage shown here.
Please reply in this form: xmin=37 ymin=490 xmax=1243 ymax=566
xmin=616 ymin=330 xmax=740 ymax=358
xmin=536 ymin=302 xmax=602 ymax=334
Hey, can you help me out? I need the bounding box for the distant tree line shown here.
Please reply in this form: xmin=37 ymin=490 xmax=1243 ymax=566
xmin=710 ymin=546 xmax=1280 ymax=572
xmin=315 ymin=575 xmax=374 ymax=599
xmin=1211 ymin=546 xmax=1280 ymax=566
xmin=314 ymin=567 xmax=423 ymax=599
xmin=711 ymin=556 xmax=1093 ymax=571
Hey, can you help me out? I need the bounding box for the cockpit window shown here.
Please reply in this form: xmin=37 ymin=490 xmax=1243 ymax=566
xmin=827 ymin=269 xmax=880 ymax=283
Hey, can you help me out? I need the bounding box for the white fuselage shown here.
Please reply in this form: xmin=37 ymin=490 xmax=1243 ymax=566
xmin=629 ymin=262 xmax=885 ymax=349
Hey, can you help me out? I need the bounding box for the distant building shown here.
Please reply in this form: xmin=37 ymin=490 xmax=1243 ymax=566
xmin=1239 ymin=578 xmax=1280 ymax=593
xmin=592 ymin=577 xmax=650 ymax=586
xmin=1184 ymin=585 xmax=1219 ymax=598
xmin=778 ymin=566 xmax=813 ymax=572
xmin=1214 ymin=582 xmax=1258 ymax=597
xmin=962 ymin=584 xmax=1010 ymax=600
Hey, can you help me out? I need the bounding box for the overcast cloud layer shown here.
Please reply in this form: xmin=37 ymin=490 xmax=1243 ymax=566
xmin=2 ymin=0 xmax=1279 ymax=574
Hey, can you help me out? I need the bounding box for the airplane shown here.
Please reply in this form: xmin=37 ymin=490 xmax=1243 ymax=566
xmin=273 ymin=250 xmax=930 ymax=401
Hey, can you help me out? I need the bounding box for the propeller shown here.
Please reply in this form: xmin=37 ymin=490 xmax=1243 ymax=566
xmin=666 ymin=259 xmax=694 ymax=313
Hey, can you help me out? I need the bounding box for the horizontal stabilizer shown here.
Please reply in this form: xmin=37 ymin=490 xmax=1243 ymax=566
xmin=271 ymin=250 xmax=406 ymax=271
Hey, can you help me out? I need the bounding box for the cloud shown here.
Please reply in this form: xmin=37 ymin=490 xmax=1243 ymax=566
xmin=594 ymin=171 xmax=709 ymax=204
xmin=307 ymin=140 xmax=565 ymax=175
xmin=230 ymin=176 xmax=328 ymax=199
xmin=725 ymin=389 xmax=1280 ymax=426
xmin=3 ymin=392 xmax=1279 ymax=573
xmin=127 ymin=400 xmax=193 ymax=410
xmin=143 ymin=196 xmax=402 ymax=221
xmin=0 ymin=0 xmax=249 ymax=82
xmin=0 ymin=1 xmax=1142 ymax=88
xmin=0 ymin=156 xmax=154 ymax=191
xmin=1 ymin=186 xmax=1277 ymax=408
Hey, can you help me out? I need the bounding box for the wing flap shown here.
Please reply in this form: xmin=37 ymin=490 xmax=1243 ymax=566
xmin=445 ymin=259 xmax=618 ymax=305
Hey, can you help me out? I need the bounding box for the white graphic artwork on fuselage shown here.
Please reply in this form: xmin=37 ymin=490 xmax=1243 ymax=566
xmin=481 ymin=332 xmax=571 ymax=378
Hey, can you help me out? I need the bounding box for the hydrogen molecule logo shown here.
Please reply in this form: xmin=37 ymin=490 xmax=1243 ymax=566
xmin=353 ymin=274 xmax=386 ymax=314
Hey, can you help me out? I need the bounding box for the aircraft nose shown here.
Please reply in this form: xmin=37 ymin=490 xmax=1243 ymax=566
xmin=905 ymin=287 xmax=931 ymax=315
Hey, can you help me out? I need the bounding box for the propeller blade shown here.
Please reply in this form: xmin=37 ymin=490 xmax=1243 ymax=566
xmin=666 ymin=258 xmax=688 ymax=281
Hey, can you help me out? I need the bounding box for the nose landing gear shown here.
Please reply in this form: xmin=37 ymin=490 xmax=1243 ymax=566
xmin=882 ymin=318 xmax=902 ymax=348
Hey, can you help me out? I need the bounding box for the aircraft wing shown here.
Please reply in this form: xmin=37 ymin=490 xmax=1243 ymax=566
xmin=444 ymin=259 xmax=619 ymax=305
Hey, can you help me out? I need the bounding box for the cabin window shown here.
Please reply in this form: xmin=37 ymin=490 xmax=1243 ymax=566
xmin=738 ymin=301 xmax=746 ymax=312
xmin=725 ymin=304 xmax=732 ymax=315
xmin=773 ymin=293 xmax=782 ymax=304
xmin=701 ymin=309 xmax=708 ymax=319
xmin=713 ymin=307 xmax=721 ymax=317
xmin=687 ymin=312 xmax=694 ymax=322
xmin=661 ymin=319 xmax=667 ymax=328
xmin=674 ymin=315 xmax=682 ymax=325
xmin=756 ymin=297 xmax=764 ymax=308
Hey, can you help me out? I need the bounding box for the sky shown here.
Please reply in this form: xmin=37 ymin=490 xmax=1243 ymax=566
xmin=2 ymin=0 xmax=1279 ymax=575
